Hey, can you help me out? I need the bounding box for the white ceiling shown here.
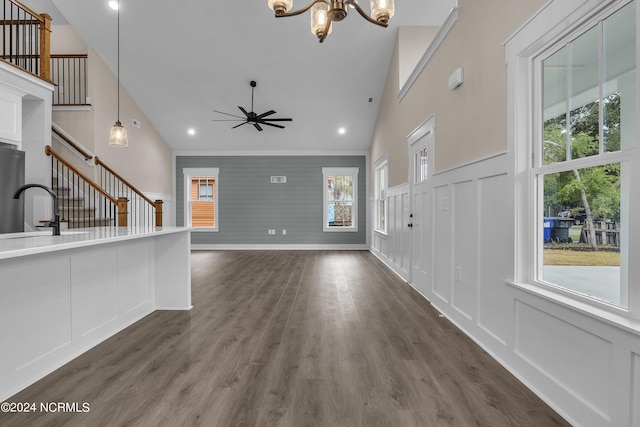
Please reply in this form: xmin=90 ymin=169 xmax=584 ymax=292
xmin=24 ymin=0 xmax=454 ymax=154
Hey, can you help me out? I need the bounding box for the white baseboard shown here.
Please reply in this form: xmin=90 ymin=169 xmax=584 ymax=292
xmin=191 ymin=244 xmax=369 ymax=251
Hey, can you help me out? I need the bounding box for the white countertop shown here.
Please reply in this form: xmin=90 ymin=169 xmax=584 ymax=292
xmin=0 ymin=226 xmax=191 ymax=260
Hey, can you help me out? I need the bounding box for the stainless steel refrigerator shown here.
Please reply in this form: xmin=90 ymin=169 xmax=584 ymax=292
xmin=0 ymin=145 xmax=25 ymax=233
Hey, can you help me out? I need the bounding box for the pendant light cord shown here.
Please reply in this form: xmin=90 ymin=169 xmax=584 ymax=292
xmin=117 ymin=0 xmax=120 ymax=122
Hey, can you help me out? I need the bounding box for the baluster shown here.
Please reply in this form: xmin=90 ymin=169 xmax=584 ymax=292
xmin=9 ymin=1 xmax=14 ymax=65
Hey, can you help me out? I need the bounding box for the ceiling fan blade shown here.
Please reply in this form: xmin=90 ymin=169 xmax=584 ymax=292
xmin=253 ymin=123 xmax=263 ymax=131
xmin=262 ymin=118 xmax=292 ymax=122
xmin=256 ymin=110 xmax=276 ymax=119
xmin=211 ymin=119 xmax=245 ymax=122
xmin=212 ymin=110 xmax=246 ymax=119
xmin=238 ymin=106 xmax=250 ymax=117
xmin=232 ymin=122 xmax=248 ymax=129
xmin=258 ymin=121 xmax=285 ymax=129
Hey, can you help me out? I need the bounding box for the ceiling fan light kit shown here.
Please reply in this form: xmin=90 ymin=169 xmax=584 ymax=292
xmin=267 ymin=0 xmax=395 ymax=43
xmin=212 ymin=81 xmax=292 ymax=132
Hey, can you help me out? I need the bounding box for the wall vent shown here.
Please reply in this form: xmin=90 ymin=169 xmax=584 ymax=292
xmin=271 ymin=176 xmax=287 ymax=184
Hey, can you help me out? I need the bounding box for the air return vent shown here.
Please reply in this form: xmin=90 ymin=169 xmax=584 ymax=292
xmin=270 ymin=176 xmax=287 ymax=184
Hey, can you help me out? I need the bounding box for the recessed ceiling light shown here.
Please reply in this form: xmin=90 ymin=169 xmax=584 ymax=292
xmin=108 ymin=1 xmax=118 ymax=10
xmin=338 ymin=127 xmax=346 ymax=135
xmin=187 ymin=128 xmax=196 ymax=136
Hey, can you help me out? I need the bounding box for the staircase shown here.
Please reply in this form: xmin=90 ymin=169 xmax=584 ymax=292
xmin=45 ymin=132 xmax=163 ymax=229
xmin=52 ymin=177 xmax=112 ymax=228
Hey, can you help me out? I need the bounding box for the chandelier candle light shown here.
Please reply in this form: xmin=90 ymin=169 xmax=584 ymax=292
xmin=109 ymin=0 xmax=127 ymax=147
xmin=267 ymin=0 xmax=395 ymax=42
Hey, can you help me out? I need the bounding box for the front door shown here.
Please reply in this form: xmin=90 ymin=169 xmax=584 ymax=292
xmin=408 ymin=117 xmax=434 ymax=298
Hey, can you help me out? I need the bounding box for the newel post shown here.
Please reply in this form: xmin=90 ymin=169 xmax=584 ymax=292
xmin=154 ymin=200 xmax=163 ymax=227
xmin=117 ymin=197 xmax=129 ymax=227
xmin=39 ymin=14 xmax=52 ymax=81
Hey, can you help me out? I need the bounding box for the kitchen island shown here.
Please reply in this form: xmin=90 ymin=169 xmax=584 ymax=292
xmin=0 ymin=226 xmax=191 ymax=401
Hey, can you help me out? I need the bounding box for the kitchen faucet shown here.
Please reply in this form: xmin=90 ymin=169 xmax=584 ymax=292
xmin=13 ymin=184 xmax=61 ymax=236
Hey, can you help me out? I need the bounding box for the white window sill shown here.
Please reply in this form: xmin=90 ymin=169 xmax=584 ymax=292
xmin=374 ymin=229 xmax=388 ymax=236
xmin=323 ymin=227 xmax=358 ymax=233
xmin=506 ymin=280 xmax=640 ymax=337
xmin=190 ymin=228 xmax=219 ymax=233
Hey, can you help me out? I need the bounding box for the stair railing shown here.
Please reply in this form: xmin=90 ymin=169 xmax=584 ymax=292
xmin=1 ymin=0 xmax=51 ymax=80
xmin=94 ymin=157 xmax=163 ymax=228
xmin=51 ymin=54 xmax=89 ymax=106
xmin=45 ymin=145 xmax=129 ymax=228
xmin=51 ymin=124 xmax=94 ymax=162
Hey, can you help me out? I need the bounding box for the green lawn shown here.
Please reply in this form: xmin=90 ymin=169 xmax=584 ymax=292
xmin=544 ymin=249 xmax=620 ymax=266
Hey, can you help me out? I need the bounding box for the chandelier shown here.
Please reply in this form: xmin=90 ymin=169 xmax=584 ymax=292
xmin=267 ymin=0 xmax=395 ymax=43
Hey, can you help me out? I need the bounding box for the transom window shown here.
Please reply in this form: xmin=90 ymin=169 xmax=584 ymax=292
xmin=535 ymin=0 xmax=635 ymax=308
xmin=322 ymin=167 xmax=358 ymax=232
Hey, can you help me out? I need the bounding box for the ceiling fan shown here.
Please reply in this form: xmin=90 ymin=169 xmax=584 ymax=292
xmin=212 ymin=81 xmax=292 ymax=131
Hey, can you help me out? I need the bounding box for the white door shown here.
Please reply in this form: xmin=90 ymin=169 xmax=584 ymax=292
xmin=408 ymin=117 xmax=434 ymax=298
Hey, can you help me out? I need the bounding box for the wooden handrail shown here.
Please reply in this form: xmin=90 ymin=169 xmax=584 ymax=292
xmin=45 ymin=145 xmax=117 ymax=205
xmin=94 ymin=156 xmax=155 ymax=206
xmin=51 ymin=54 xmax=88 ymax=59
xmin=6 ymin=0 xmax=44 ymax=22
xmin=51 ymin=125 xmax=93 ymax=161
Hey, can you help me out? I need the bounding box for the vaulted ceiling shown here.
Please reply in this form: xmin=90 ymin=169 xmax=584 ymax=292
xmin=24 ymin=0 xmax=454 ymax=153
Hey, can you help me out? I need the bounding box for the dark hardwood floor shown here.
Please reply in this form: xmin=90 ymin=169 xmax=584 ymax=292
xmin=0 ymin=250 xmax=570 ymax=426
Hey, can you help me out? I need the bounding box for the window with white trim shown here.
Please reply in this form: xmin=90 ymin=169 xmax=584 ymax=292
xmin=374 ymin=155 xmax=388 ymax=233
xmin=322 ymin=167 xmax=358 ymax=232
xmin=183 ymin=168 xmax=219 ymax=231
xmin=533 ymin=0 xmax=636 ymax=308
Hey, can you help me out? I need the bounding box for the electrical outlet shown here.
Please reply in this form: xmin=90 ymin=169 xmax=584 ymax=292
xmin=282 ymin=229 xmax=286 ymax=235
xmin=455 ymin=266 xmax=462 ymax=281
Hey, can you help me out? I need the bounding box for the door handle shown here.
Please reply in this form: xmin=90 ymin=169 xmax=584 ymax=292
xmin=408 ymin=223 xmax=413 ymax=228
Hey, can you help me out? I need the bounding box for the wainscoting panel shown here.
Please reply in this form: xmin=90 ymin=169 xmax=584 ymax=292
xmin=633 ymin=353 xmax=640 ymax=426
xmin=0 ymin=254 xmax=71 ymax=370
xmin=433 ymin=185 xmax=452 ymax=303
xmin=452 ymin=180 xmax=476 ymax=320
xmin=371 ymin=184 xmax=410 ymax=281
xmin=515 ymin=300 xmax=612 ymax=420
xmin=477 ymin=173 xmax=510 ymax=345
xmin=0 ymin=253 xmax=71 ymax=399
xmin=71 ymin=246 xmax=119 ymax=337
xmin=117 ymin=240 xmax=152 ymax=315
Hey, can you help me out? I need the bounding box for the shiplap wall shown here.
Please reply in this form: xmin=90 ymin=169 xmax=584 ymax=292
xmin=175 ymin=155 xmax=367 ymax=247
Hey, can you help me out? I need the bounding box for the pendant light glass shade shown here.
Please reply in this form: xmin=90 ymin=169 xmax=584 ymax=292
xmin=109 ymin=121 xmax=128 ymax=147
xmin=109 ymin=0 xmax=127 ymax=147
xmin=268 ymin=0 xmax=292 ymax=15
xmin=370 ymin=0 xmax=394 ymax=24
xmin=311 ymin=3 xmax=332 ymax=39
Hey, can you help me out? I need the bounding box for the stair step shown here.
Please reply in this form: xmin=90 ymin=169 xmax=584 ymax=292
xmin=67 ymin=218 xmax=112 ymax=228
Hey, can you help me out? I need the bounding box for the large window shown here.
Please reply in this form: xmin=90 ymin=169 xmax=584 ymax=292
xmin=374 ymin=155 xmax=388 ymax=233
xmin=183 ymin=168 xmax=219 ymax=230
xmin=535 ymin=1 xmax=635 ymax=308
xmin=322 ymin=167 xmax=358 ymax=232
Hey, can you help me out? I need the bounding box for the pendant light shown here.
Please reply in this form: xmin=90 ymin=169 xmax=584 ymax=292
xmin=109 ymin=0 xmax=128 ymax=147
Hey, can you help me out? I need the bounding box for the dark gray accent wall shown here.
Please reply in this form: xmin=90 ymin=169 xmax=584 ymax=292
xmin=176 ymin=155 xmax=366 ymax=245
